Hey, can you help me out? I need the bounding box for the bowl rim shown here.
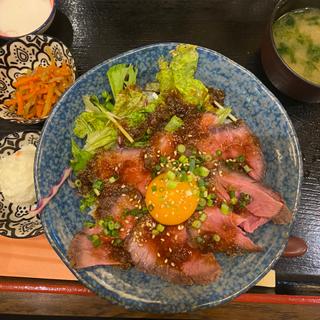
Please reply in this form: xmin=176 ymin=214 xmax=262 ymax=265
xmin=269 ymin=0 xmax=320 ymax=89
xmin=35 ymin=42 xmax=303 ymax=313
xmin=0 ymin=0 xmax=57 ymax=39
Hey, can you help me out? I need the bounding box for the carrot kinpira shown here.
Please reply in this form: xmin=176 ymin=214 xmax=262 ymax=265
xmin=16 ymin=91 xmax=24 ymax=116
xmin=3 ymin=57 xmax=73 ymax=119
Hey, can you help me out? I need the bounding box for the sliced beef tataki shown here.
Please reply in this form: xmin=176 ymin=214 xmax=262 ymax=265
xmin=69 ymin=227 xmax=123 ymax=269
xmin=189 ymin=207 xmax=261 ymax=254
xmin=90 ymin=148 xmax=152 ymax=195
xmin=69 ymin=193 xmax=142 ymax=269
xmin=215 ymin=169 xmax=292 ymax=226
xmin=196 ymin=120 xmax=265 ymax=181
xmin=126 ymin=217 xmax=221 ymax=285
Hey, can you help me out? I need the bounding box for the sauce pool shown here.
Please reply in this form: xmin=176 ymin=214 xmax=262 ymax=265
xmin=0 ymin=0 xmax=52 ymax=37
xmin=273 ymin=7 xmax=320 ymax=85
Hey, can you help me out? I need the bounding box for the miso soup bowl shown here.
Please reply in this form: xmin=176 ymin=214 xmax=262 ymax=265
xmin=261 ymin=0 xmax=320 ymax=103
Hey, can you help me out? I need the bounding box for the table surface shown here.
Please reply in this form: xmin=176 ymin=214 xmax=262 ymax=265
xmin=0 ymin=0 xmax=320 ymax=317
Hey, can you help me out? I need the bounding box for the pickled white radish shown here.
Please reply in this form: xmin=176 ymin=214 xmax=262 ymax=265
xmin=0 ymin=0 xmax=52 ymax=37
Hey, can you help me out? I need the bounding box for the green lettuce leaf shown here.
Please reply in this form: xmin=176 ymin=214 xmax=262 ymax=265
xmin=156 ymin=44 xmax=209 ymax=106
xmin=107 ymin=64 xmax=137 ymax=101
xmin=70 ymin=140 xmax=93 ymax=174
xmin=113 ymin=86 xmax=159 ymax=128
xmin=164 ymin=115 xmax=184 ymax=132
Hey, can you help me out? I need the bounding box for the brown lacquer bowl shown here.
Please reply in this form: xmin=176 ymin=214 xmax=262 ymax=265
xmin=261 ymin=0 xmax=320 ymax=103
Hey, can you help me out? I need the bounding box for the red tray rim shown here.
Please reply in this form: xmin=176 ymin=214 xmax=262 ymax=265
xmin=0 ymin=277 xmax=319 ymax=305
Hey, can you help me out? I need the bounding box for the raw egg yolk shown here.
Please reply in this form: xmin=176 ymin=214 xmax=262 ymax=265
xmin=145 ymin=172 xmax=199 ymax=225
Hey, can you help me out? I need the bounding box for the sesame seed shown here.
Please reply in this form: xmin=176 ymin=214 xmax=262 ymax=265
xmin=139 ymin=232 xmax=142 ymax=236
xmin=166 ymin=232 xmax=171 ymax=237
xmin=177 ymin=225 xmax=184 ymax=230
xmin=160 ymin=238 xmax=165 ymax=242
xmin=169 ymin=247 xmax=172 ymax=253
xmin=121 ymin=184 xmax=126 ymax=188
xmin=171 ymin=262 xmax=175 ymax=267
xmin=157 ymin=252 xmax=161 ymax=258
xmin=152 ymin=235 xmax=155 ymax=239
xmin=120 ymin=228 xmax=124 ymax=232
xmin=138 ymin=243 xmax=143 ymax=247
xmin=121 ymin=193 xmax=126 ymax=197
xmin=174 ymin=235 xmax=178 ymax=240
xmin=144 ymin=153 xmax=148 ymax=159
xmin=164 ymin=259 xmax=168 ymax=264
xmin=187 ymin=134 xmax=193 ymax=137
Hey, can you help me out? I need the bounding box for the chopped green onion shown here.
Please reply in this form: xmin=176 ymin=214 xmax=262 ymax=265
xmin=108 ymin=221 xmax=115 ymax=230
xmin=199 ymin=212 xmax=207 ymax=222
xmin=187 ymin=174 xmax=193 ymax=182
xmin=179 ymin=155 xmax=188 ymax=164
xmin=243 ymin=164 xmax=252 ymax=173
xmin=156 ymin=224 xmax=165 ymax=233
xmin=93 ymin=188 xmax=100 ymax=196
xmin=151 ymin=185 xmax=157 ymax=192
xmin=98 ymin=219 xmax=104 ymax=227
xmin=167 ymin=180 xmax=177 ymax=189
xmin=177 ymin=144 xmax=186 ymax=154
xmin=166 ymin=170 xmax=176 ymax=180
xmin=198 ymin=166 xmax=210 ymax=177
xmin=208 ymin=193 xmax=216 ymax=200
xmin=75 ymin=179 xmax=82 ymax=188
xmin=192 ymin=220 xmax=202 ymax=229
xmin=230 ymin=197 xmax=238 ymax=205
xmin=196 ymin=236 xmax=204 ymax=244
xmin=164 ymin=115 xmax=184 ymax=133
xmin=92 ymin=179 xmax=104 ymax=191
xmin=237 ymin=155 xmax=245 ymax=162
xmin=108 ymin=176 xmax=117 ymax=183
xmin=152 ymin=229 xmax=159 ymax=236
xmin=114 ymin=221 xmax=121 ymax=229
xmin=148 ymin=204 xmax=155 ymax=212
xmin=112 ymin=238 xmax=123 ymax=247
xmin=207 ymin=199 xmax=213 ymax=206
xmin=189 ymin=158 xmax=196 ymax=172
xmin=155 ymin=164 xmax=161 ymax=171
xmin=160 ymin=156 xmax=168 ymax=164
xmin=89 ymin=234 xmax=101 ymax=247
xmin=229 ymin=190 xmax=236 ymax=198
xmin=212 ymin=234 xmax=221 ymax=242
xmin=220 ymin=202 xmax=230 ymax=215
xmin=109 ymin=229 xmax=119 ymax=237
xmin=216 ymin=149 xmax=222 ymax=156
xmin=198 ymin=198 xmax=207 ymax=207
xmin=84 ymin=221 xmax=95 ymax=228
xmin=198 ymin=178 xmax=205 ymax=187
xmin=179 ymin=171 xmax=188 ymax=182
xmin=204 ymin=154 xmax=213 ymax=162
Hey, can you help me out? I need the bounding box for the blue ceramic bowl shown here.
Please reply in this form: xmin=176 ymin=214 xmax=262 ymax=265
xmin=34 ymin=43 xmax=302 ymax=313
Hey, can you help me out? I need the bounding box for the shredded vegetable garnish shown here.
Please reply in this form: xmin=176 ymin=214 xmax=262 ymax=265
xmin=30 ymin=167 xmax=72 ymax=216
xmin=213 ymin=100 xmax=238 ymax=122
xmin=4 ymin=57 xmax=73 ymax=119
